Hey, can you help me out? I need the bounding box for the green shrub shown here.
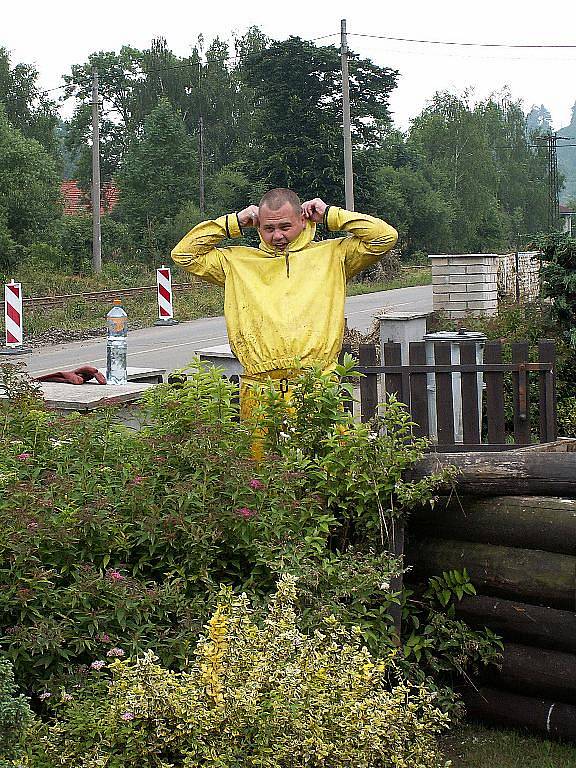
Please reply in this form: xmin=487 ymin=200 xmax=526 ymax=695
xmin=0 ymin=656 xmax=33 ymax=767
xmin=537 ymin=232 xmax=576 ymax=348
xmin=31 ymin=576 xmax=450 ymax=768
xmin=0 ymin=358 xmax=497 ymax=708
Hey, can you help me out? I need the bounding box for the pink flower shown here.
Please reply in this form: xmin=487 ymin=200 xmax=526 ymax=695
xmin=38 ymin=692 xmax=51 ymax=701
xmin=236 ymin=507 xmax=254 ymax=519
xmin=248 ymin=479 xmax=265 ymax=490
xmin=130 ymin=475 xmax=145 ymax=485
xmin=27 ymin=521 xmax=39 ymax=530
xmin=90 ymin=660 xmax=106 ymax=670
xmin=99 ymin=633 xmax=111 ymax=643
xmin=106 ymin=647 xmax=125 ymax=658
xmin=121 ymin=711 xmax=135 ymax=721
xmin=107 ymin=569 xmax=125 ymax=582
xmin=17 ymin=453 xmax=31 ymax=461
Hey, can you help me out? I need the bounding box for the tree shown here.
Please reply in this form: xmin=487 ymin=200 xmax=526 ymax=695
xmin=0 ymin=47 xmax=59 ymax=157
xmin=115 ymin=99 xmax=198 ymax=258
xmin=239 ymin=36 xmax=398 ymax=203
xmin=406 ymin=91 xmax=549 ymax=252
xmin=0 ymin=106 xmax=62 ymax=268
xmin=64 ymin=37 xmax=245 ymax=193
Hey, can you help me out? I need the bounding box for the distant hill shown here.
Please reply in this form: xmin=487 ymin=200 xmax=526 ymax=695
xmin=558 ymin=103 xmax=576 ymax=204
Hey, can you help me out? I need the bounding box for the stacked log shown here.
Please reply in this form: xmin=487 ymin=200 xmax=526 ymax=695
xmin=407 ymin=448 xmax=576 ymax=740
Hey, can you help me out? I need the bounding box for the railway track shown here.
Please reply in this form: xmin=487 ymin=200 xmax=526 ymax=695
xmin=23 ymin=282 xmax=198 ymax=308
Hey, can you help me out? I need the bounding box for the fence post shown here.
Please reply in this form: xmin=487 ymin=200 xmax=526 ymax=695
xmin=538 ymin=340 xmax=557 ymax=443
xmin=484 ymin=341 xmax=506 ymax=445
xmin=359 ymin=343 xmax=378 ymax=422
xmin=512 ymin=342 xmax=531 ymax=445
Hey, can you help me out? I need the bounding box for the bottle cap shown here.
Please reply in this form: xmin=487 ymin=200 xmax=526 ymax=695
xmin=113 ymin=298 xmax=122 ymax=306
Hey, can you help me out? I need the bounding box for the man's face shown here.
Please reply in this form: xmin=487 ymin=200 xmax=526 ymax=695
xmin=258 ymin=202 xmax=306 ymax=251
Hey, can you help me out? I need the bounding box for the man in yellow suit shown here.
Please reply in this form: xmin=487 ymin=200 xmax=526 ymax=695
xmin=171 ymin=188 xmax=398 ymax=420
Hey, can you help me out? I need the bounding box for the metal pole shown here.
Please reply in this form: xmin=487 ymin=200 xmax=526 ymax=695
xmin=340 ymin=19 xmax=354 ymax=211
xmin=199 ymin=116 xmax=205 ymax=215
xmin=91 ymin=69 xmax=102 ymax=273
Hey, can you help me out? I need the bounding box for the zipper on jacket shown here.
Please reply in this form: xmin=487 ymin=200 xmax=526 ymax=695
xmin=273 ymin=246 xmax=290 ymax=278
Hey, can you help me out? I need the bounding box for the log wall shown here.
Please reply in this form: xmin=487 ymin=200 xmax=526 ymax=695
xmin=407 ymin=446 xmax=576 ymax=740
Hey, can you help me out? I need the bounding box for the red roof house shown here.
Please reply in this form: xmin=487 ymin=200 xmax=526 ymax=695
xmin=60 ymin=180 xmax=119 ymax=215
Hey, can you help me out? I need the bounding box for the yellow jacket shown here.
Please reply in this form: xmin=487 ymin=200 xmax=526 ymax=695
xmin=171 ymin=207 xmax=398 ymax=375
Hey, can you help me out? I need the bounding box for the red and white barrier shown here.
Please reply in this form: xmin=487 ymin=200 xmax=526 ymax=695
xmin=154 ymin=266 xmax=177 ymax=326
xmin=1 ymin=279 xmax=31 ymax=354
xmin=4 ymin=280 xmax=24 ymax=347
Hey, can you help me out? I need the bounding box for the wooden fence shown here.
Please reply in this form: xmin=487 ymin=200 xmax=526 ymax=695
xmin=341 ymin=339 xmax=557 ymax=451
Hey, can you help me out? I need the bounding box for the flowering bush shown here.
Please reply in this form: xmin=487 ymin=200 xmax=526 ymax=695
xmin=30 ymin=575 xmax=450 ymax=768
xmin=0 ymin=358 xmax=495 ymax=710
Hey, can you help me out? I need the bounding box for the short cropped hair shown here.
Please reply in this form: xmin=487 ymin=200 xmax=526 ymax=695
xmin=259 ymin=188 xmax=302 ymax=215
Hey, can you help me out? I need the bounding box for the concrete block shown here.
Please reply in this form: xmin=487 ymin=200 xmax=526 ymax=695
xmin=466 ymin=300 xmax=498 ymax=310
xmin=465 ymin=273 xmax=497 ymax=284
xmin=465 ymin=264 xmax=499 ymax=275
xmin=431 ymin=265 xmax=468 ymax=276
xmin=432 ymin=275 xmax=451 ymax=285
xmin=434 ymin=284 xmax=467 ymax=294
xmin=447 ymin=255 xmax=499 ymax=266
xmin=428 ymin=256 xmax=449 ymax=265
xmin=441 ymin=301 xmax=468 ymax=311
xmin=464 ymin=291 xmax=498 ymax=302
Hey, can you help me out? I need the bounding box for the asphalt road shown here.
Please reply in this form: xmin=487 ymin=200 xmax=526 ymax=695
xmin=18 ymin=285 xmax=432 ymax=377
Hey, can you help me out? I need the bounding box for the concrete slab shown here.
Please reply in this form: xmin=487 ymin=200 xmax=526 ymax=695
xmin=197 ymin=344 xmax=244 ymax=376
xmin=39 ymin=380 xmax=155 ymax=412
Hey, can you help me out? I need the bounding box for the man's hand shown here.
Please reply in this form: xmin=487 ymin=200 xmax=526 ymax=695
xmin=301 ymin=198 xmax=327 ymax=223
xmin=238 ymin=205 xmax=259 ymax=228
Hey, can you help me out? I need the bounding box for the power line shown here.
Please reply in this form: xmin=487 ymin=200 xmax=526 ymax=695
xmin=349 ymin=32 xmax=576 ymax=49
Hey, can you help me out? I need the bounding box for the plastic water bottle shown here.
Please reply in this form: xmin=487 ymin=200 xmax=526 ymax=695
xmin=106 ymin=298 xmax=128 ymax=385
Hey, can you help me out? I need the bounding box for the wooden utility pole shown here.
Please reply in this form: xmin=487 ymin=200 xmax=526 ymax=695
xmin=340 ymin=19 xmax=354 ymax=211
xmin=199 ymin=115 xmax=205 ymax=215
xmin=91 ymin=69 xmax=102 ymax=273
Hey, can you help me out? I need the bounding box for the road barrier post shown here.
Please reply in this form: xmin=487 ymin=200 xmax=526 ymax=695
xmin=154 ymin=266 xmax=178 ymax=326
xmin=1 ymin=280 xmax=31 ymax=355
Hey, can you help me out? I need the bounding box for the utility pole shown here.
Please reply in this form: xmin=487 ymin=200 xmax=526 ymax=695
xmin=340 ymin=19 xmax=354 ymax=211
xmin=199 ymin=116 xmax=205 ymax=215
xmin=91 ymin=69 xmax=102 ymax=273
xmin=546 ymin=132 xmax=560 ymax=232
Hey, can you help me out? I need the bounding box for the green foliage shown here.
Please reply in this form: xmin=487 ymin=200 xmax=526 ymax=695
xmin=0 ymin=47 xmax=59 ymax=156
xmin=407 ymin=91 xmax=548 ymax=252
xmin=55 ymin=214 xmax=133 ymax=273
xmin=115 ymin=98 xmax=198 ymax=258
xmin=0 ymin=357 xmax=497 ymax=702
xmin=30 ymin=576 xmax=451 ymax=768
xmin=537 ymin=232 xmax=576 ymax=348
xmin=0 ymin=655 xmax=33 ymax=767
xmin=0 ymin=106 xmax=62 ymax=268
xmin=240 ymin=36 xmax=398 ymax=203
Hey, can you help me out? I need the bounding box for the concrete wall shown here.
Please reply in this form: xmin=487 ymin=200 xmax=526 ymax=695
xmin=429 ymin=254 xmax=499 ymax=318
xmin=498 ymin=251 xmax=540 ymax=302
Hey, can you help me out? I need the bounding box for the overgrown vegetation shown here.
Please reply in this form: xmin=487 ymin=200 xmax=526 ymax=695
xmin=0 ymin=358 xmax=501 ymax=766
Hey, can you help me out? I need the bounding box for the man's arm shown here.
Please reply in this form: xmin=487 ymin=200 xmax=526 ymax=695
xmin=302 ymin=198 xmax=398 ymax=280
xmin=171 ymin=206 xmax=258 ymax=286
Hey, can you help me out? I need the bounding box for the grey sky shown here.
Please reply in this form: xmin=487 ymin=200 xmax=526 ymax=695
xmin=3 ymin=0 xmax=576 ymax=130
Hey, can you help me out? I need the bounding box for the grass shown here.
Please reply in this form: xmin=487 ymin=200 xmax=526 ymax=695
xmin=347 ymin=267 xmax=431 ymax=296
xmin=441 ymin=722 xmax=576 ymax=767
xmin=8 ymin=264 xmax=431 ymax=340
